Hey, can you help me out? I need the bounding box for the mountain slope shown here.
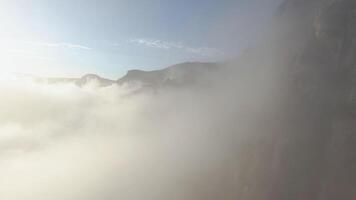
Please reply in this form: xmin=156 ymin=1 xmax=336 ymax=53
xmin=227 ymin=0 xmax=356 ymax=200
xmin=117 ymin=62 xmax=219 ymax=88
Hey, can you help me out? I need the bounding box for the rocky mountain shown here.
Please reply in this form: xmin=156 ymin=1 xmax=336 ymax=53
xmin=226 ymin=0 xmax=356 ymax=200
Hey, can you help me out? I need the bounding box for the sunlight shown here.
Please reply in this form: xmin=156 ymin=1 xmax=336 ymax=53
xmin=0 ymin=1 xmax=56 ymax=78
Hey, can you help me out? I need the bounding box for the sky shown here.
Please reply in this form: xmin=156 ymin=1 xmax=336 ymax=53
xmin=0 ymin=0 xmax=281 ymax=79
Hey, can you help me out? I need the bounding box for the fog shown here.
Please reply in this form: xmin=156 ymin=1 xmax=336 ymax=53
xmin=0 ymin=58 xmax=284 ymax=200
xmin=0 ymin=1 xmax=290 ymax=198
xmin=2 ymin=0 xmax=355 ymax=199
xmin=0 ymin=0 xmax=287 ymax=198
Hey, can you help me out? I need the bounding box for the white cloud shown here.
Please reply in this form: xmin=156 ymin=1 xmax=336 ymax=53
xmin=128 ymin=38 xmax=223 ymax=57
xmin=128 ymin=38 xmax=183 ymax=49
xmin=0 ymin=59 xmax=279 ymax=199
xmin=0 ymin=51 xmax=283 ymax=200
xmin=29 ymin=42 xmax=92 ymax=50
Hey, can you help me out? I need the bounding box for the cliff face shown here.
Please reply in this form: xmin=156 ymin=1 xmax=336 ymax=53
xmin=231 ymin=0 xmax=356 ymax=199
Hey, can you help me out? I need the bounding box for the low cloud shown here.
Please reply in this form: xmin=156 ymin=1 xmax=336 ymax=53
xmin=0 ymin=61 xmax=282 ymax=200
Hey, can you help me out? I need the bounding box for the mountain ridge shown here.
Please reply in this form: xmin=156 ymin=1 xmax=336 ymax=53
xmin=24 ymin=61 xmax=220 ymax=88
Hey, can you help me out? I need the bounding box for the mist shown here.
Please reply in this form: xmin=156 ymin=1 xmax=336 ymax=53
xmin=0 ymin=0 xmax=285 ymax=198
xmin=4 ymin=0 xmax=355 ymax=199
xmin=0 ymin=55 xmax=285 ymax=200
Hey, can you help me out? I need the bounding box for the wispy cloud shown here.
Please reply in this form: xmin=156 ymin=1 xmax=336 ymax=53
xmin=28 ymin=42 xmax=92 ymax=50
xmin=128 ymin=39 xmax=183 ymax=50
xmin=128 ymin=38 xmax=223 ymax=57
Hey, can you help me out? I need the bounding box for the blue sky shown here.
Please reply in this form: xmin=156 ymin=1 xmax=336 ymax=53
xmin=0 ymin=0 xmax=281 ymax=79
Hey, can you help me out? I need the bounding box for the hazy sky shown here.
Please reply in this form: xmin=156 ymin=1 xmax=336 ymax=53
xmin=0 ymin=0 xmax=281 ymax=78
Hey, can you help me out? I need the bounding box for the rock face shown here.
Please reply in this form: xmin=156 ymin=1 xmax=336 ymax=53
xmin=229 ymin=0 xmax=356 ymax=200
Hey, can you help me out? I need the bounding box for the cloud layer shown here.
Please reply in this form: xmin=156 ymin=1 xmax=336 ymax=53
xmin=0 ymin=59 xmax=283 ymax=200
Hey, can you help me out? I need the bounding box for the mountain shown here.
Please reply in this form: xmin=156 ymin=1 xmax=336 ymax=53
xmin=25 ymin=62 xmax=220 ymax=89
xmin=75 ymin=74 xmax=115 ymax=87
xmin=117 ymin=62 xmax=219 ymax=88
xmin=34 ymin=73 xmax=115 ymax=87
xmin=226 ymin=0 xmax=356 ymax=200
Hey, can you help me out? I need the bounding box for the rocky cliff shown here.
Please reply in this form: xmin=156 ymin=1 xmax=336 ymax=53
xmin=230 ymin=0 xmax=356 ymax=199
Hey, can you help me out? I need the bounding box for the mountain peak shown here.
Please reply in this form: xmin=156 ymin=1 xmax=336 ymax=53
xmin=117 ymin=62 xmax=219 ymax=87
xmin=80 ymin=73 xmax=102 ymax=80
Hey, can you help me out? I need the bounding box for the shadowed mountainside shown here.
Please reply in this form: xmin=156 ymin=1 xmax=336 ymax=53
xmin=226 ymin=0 xmax=356 ymax=199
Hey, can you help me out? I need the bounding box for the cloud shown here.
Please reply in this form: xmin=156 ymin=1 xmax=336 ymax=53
xmin=29 ymin=42 xmax=92 ymax=50
xmin=128 ymin=38 xmax=223 ymax=57
xmin=0 ymin=60 xmax=282 ymax=200
xmin=128 ymin=38 xmax=183 ymax=49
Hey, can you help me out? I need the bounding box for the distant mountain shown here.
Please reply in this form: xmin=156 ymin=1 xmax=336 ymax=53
xmin=25 ymin=62 xmax=220 ymax=89
xmin=117 ymin=62 xmax=219 ymax=88
xmin=34 ymin=73 xmax=115 ymax=87
xmin=76 ymin=74 xmax=115 ymax=87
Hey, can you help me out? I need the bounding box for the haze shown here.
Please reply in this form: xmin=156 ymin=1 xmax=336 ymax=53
xmin=2 ymin=0 xmax=356 ymax=200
